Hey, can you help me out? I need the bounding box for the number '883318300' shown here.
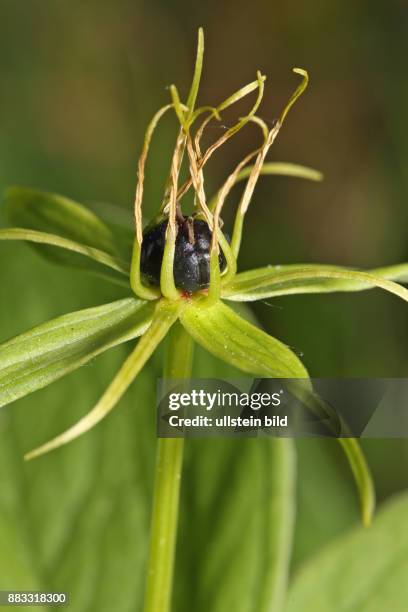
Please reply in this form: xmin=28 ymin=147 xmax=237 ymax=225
xmin=1 ymin=591 xmax=68 ymax=606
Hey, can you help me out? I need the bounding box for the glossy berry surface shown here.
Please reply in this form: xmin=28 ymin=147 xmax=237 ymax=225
xmin=141 ymin=217 xmax=227 ymax=292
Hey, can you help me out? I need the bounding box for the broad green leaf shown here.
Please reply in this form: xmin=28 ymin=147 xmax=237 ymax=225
xmin=0 ymin=509 xmax=46 ymax=609
xmin=176 ymin=436 xmax=296 ymax=612
xmin=223 ymin=263 xmax=408 ymax=301
xmin=291 ymin=438 xmax=360 ymax=571
xmin=285 ymin=492 xmax=408 ymax=612
xmin=5 ymin=187 xmax=117 ymax=252
xmin=3 ymin=187 xmax=131 ymax=283
xmin=0 ymin=297 xmax=154 ymax=409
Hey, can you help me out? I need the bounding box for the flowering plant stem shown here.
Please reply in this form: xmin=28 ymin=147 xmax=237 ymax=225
xmin=143 ymin=322 xmax=194 ymax=612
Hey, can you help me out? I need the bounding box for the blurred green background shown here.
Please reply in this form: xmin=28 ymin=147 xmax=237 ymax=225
xmin=1 ymin=1 xmax=408 ymax=610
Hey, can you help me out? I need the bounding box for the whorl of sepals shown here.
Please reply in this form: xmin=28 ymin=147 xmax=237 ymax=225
xmin=130 ymin=28 xmax=309 ymax=302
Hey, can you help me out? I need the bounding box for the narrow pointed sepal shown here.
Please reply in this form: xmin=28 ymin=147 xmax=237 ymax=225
xmin=223 ymin=263 xmax=408 ymax=302
xmin=24 ymin=299 xmax=183 ymax=460
xmin=180 ymin=300 xmax=308 ymax=378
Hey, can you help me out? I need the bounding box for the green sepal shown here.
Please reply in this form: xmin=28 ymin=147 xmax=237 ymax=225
xmin=180 ymin=299 xmax=308 ymax=377
xmin=223 ymin=263 xmax=408 ymax=301
xmin=25 ymin=298 xmax=182 ymax=460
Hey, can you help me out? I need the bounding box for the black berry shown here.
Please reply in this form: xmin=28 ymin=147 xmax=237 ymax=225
xmin=140 ymin=217 xmax=227 ymax=292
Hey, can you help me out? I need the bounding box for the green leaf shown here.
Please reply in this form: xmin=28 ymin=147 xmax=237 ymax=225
xmin=223 ymin=263 xmax=408 ymax=301
xmin=84 ymin=200 xmax=135 ymax=261
xmin=285 ymin=492 xmax=408 ymax=612
xmin=3 ymin=187 xmax=130 ymax=284
xmin=177 ymin=436 xmax=296 ymax=612
xmin=0 ymin=297 xmax=154 ymax=409
xmin=5 ymin=187 xmax=116 ymax=252
xmin=291 ymin=438 xmax=361 ymax=571
xmin=0 ymin=228 xmax=129 ymax=283
xmin=0 ymin=510 xmax=46 ymax=607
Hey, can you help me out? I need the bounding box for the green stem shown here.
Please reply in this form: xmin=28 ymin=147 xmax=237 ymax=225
xmin=143 ymin=322 xmax=194 ymax=612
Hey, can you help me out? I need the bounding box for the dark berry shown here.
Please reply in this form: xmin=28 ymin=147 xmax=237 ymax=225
xmin=140 ymin=217 xmax=227 ymax=292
